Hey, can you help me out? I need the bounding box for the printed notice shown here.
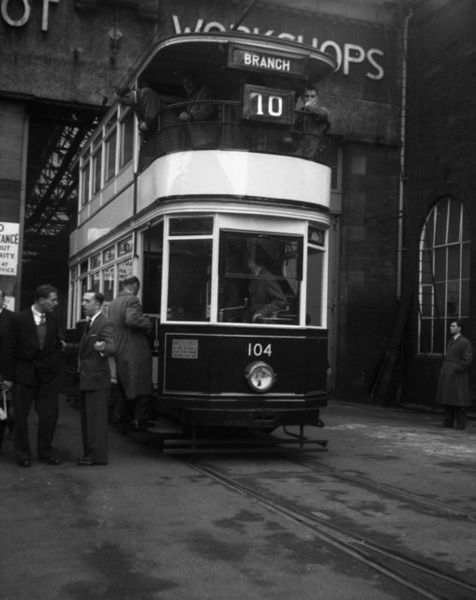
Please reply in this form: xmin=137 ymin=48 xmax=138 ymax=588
xmin=172 ymin=338 xmax=199 ymax=359
xmin=0 ymin=222 xmax=19 ymax=276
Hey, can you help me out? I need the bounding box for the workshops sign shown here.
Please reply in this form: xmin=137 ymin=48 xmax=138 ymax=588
xmin=0 ymin=0 xmax=58 ymax=31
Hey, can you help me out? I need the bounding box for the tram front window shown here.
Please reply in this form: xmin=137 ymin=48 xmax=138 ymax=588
xmin=167 ymin=239 xmax=212 ymax=321
xmin=218 ymin=233 xmax=301 ymax=325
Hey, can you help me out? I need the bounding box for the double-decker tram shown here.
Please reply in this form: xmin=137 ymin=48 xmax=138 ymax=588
xmin=69 ymin=32 xmax=337 ymax=441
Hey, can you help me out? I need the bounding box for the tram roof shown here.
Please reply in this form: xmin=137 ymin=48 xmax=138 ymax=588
xmin=136 ymin=32 xmax=337 ymax=92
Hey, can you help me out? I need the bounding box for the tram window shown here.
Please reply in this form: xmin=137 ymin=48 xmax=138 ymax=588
xmin=91 ymin=271 xmax=100 ymax=293
xmin=169 ymin=217 xmax=213 ymax=236
xmin=105 ymin=128 xmax=117 ymax=182
xmin=120 ymin=110 xmax=134 ymax=167
xmin=218 ymin=232 xmax=300 ymax=324
xmin=118 ymin=258 xmax=133 ymax=289
xmin=90 ymin=253 xmax=101 ymax=269
xmin=80 ymin=159 xmax=90 ymax=205
xmin=306 ymin=247 xmax=324 ymax=326
xmin=80 ymin=260 xmax=88 ymax=275
xmin=118 ymin=237 xmax=132 ymax=256
xmin=143 ymin=223 xmax=163 ymax=315
xmin=92 ymin=144 xmax=102 ymax=194
xmin=103 ymin=246 xmax=115 ymax=263
xmin=167 ymin=239 xmax=212 ymax=322
xmin=103 ymin=265 xmax=115 ymax=302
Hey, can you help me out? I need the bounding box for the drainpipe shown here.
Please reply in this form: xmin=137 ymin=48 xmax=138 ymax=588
xmin=397 ymin=8 xmax=414 ymax=301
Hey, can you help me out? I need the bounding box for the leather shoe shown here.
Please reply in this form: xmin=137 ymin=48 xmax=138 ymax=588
xmin=18 ymin=458 xmax=31 ymax=467
xmin=77 ymin=457 xmax=107 ymax=466
xmin=40 ymin=456 xmax=61 ymax=465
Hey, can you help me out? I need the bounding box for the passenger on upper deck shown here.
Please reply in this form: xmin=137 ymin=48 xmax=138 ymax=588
xmin=284 ymin=84 xmax=330 ymax=159
xmin=177 ymin=73 xmax=219 ymax=149
xmin=117 ymin=85 xmax=163 ymax=142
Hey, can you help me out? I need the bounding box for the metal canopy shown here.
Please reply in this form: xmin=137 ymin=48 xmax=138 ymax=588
xmin=23 ymin=104 xmax=102 ymax=263
xmin=137 ymin=33 xmax=337 ymax=94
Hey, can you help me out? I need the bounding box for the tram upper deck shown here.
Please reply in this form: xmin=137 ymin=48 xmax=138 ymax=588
xmin=77 ymin=33 xmax=337 ymax=221
xmin=134 ymin=33 xmax=337 ymax=166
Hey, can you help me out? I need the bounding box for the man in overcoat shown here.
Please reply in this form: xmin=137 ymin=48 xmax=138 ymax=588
xmin=108 ymin=276 xmax=153 ymax=431
xmin=436 ymin=319 xmax=473 ymax=429
xmin=2 ymin=284 xmax=64 ymax=467
xmin=77 ymin=291 xmax=116 ymax=466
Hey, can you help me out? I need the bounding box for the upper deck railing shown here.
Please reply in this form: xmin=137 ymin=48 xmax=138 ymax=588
xmin=138 ymin=98 xmax=331 ymax=170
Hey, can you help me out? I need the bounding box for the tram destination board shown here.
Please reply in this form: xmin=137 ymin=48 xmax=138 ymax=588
xmin=228 ymin=43 xmax=306 ymax=77
xmin=242 ymin=84 xmax=295 ymax=124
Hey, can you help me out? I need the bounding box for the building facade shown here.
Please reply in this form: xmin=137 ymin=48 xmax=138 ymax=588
xmin=0 ymin=0 xmax=413 ymax=403
xmin=401 ymin=0 xmax=476 ymax=407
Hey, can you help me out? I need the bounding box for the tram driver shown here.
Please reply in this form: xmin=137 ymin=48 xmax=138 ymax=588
xmin=246 ymin=253 xmax=287 ymax=323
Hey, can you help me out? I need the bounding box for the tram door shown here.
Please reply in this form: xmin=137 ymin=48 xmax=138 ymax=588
xmin=142 ymin=223 xmax=163 ymax=388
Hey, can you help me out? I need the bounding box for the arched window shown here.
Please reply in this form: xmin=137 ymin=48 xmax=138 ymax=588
xmin=418 ymin=197 xmax=470 ymax=353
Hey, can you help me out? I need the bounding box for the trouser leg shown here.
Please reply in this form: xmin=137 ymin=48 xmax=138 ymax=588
xmin=35 ymin=379 xmax=59 ymax=459
xmin=134 ymin=395 xmax=152 ymax=424
xmin=80 ymin=389 xmax=109 ymax=463
xmin=13 ymin=384 xmax=35 ymax=461
xmin=442 ymin=405 xmax=454 ymax=427
xmin=0 ymin=420 xmax=6 ymax=448
xmin=455 ymin=407 xmax=467 ymax=429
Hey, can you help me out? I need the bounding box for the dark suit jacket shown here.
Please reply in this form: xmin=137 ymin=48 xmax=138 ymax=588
xmin=79 ymin=313 xmax=116 ymax=391
xmin=3 ymin=308 xmax=63 ymax=385
xmin=0 ymin=307 xmax=15 ymax=379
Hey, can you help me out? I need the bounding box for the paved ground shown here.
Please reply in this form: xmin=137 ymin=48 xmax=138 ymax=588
xmin=1 ymin=397 xmax=475 ymax=600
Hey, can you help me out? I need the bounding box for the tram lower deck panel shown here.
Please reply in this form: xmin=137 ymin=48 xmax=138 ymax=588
xmin=154 ymin=324 xmax=328 ymax=428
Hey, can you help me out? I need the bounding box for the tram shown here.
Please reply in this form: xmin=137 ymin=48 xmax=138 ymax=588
xmin=68 ymin=32 xmax=337 ymax=433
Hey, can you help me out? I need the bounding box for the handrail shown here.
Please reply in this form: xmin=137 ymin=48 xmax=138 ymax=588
xmin=138 ymin=98 xmax=330 ymax=170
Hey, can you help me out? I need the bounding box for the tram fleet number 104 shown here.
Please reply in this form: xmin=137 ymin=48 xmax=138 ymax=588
xmin=248 ymin=342 xmax=273 ymax=357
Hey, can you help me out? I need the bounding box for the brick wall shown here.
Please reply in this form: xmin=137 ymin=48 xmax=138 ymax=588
xmin=335 ymin=141 xmax=400 ymax=402
xmin=402 ymin=0 xmax=476 ymax=407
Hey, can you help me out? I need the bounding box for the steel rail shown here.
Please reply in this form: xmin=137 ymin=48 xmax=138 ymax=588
xmin=185 ymin=459 xmax=476 ymax=600
xmin=281 ymin=452 xmax=476 ymax=523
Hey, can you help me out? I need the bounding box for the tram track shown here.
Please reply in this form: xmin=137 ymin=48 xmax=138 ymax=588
xmin=184 ymin=458 xmax=476 ymax=600
xmin=278 ymin=450 xmax=476 ymax=523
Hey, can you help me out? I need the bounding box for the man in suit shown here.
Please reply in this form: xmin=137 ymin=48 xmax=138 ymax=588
xmin=0 ymin=289 xmax=15 ymax=448
xmin=77 ymin=290 xmax=116 ymax=466
xmin=2 ymin=284 xmax=64 ymax=467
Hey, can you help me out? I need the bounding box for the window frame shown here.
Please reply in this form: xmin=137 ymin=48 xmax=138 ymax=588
xmin=418 ymin=196 xmax=470 ymax=354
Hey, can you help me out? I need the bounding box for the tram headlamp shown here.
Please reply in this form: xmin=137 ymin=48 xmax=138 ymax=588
xmin=245 ymin=361 xmax=276 ymax=393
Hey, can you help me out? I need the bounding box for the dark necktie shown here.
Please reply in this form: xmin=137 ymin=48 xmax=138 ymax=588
xmin=37 ymin=314 xmax=47 ymax=349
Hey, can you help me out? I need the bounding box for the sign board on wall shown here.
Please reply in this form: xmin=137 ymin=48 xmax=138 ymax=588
xmin=0 ymin=222 xmax=20 ymax=276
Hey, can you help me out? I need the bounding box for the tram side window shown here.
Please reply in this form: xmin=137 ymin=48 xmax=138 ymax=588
xmin=120 ymin=110 xmax=134 ymax=167
xmin=80 ymin=159 xmax=90 ymax=205
xmin=167 ymin=239 xmax=212 ymax=322
xmin=218 ymin=232 xmax=301 ymax=325
xmin=143 ymin=222 xmax=163 ymax=315
xmin=306 ymin=228 xmax=326 ymax=326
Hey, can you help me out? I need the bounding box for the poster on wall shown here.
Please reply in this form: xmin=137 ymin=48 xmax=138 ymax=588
xmin=0 ymin=222 xmax=20 ymax=276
